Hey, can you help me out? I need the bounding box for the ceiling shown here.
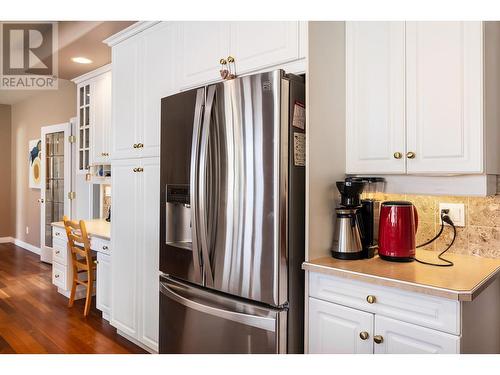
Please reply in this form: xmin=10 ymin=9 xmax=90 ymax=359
xmin=57 ymin=21 xmax=135 ymax=80
xmin=0 ymin=21 xmax=135 ymax=105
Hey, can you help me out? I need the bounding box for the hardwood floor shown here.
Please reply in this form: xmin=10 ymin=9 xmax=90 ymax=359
xmin=0 ymin=243 xmax=146 ymax=354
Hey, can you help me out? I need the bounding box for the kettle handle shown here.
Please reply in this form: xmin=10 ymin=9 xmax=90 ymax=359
xmin=413 ymin=206 xmax=419 ymax=233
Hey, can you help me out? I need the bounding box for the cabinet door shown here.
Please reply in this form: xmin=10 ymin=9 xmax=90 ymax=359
xmin=308 ymin=297 xmax=373 ymax=354
xmin=141 ymin=22 xmax=175 ymax=158
xmin=176 ymin=22 xmax=230 ymax=90
xmin=346 ymin=21 xmax=406 ymax=174
xmin=96 ymin=251 xmax=111 ymax=318
xmin=92 ymin=71 xmax=112 ymax=164
xmin=229 ymin=22 xmax=300 ymax=74
xmin=374 ymin=316 xmax=460 ymax=354
xmin=139 ymin=157 xmax=160 ymax=351
xmin=111 ymin=38 xmax=141 ymax=160
xmin=406 ymin=21 xmax=483 ymax=173
xmin=110 ymin=159 xmax=141 ymax=337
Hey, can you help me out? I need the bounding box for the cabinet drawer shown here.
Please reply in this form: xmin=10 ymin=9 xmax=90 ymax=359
xmin=52 ymin=262 xmax=69 ymax=290
xmin=52 ymin=238 xmax=69 ymax=265
xmin=309 ymin=272 xmax=460 ymax=335
xmin=91 ymin=237 xmax=111 ymax=254
xmin=52 ymin=227 xmax=67 ymax=240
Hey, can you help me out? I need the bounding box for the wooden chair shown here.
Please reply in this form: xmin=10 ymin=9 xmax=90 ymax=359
xmin=63 ymin=216 xmax=96 ymax=317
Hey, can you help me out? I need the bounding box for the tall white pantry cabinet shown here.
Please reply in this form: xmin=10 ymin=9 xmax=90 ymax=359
xmin=106 ymin=21 xmax=175 ymax=352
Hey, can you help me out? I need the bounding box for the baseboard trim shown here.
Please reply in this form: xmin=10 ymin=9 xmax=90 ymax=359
xmin=116 ymin=329 xmax=157 ymax=354
xmin=10 ymin=238 xmax=41 ymax=255
xmin=0 ymin=237 xmax=14 ymax=243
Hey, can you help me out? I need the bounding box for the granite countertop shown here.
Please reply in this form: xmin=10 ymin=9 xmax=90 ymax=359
xmin=302 ymin=250 xmax=500 ymax=301
xmin=51 ymin=219 xmax=111 ymax=241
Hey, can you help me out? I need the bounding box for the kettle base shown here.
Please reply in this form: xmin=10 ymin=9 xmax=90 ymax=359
xmin=331 ymin=251 xmax=364 ymax=260
xmin=379 ymin=254 xmax=415 ymax=262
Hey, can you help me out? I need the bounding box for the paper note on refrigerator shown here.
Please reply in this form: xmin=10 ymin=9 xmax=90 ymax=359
xmin=293 ymin=132 xmax=306 ymax=167
xmin=292 ymin=101 xmax=305 ymax=130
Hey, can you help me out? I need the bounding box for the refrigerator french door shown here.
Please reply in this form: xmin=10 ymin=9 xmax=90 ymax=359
xmin=159 ymin=70 xmax=305 ymax=354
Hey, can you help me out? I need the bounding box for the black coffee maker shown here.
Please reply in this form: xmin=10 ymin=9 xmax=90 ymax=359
xmin=331 ymin=177 xmax=382 ymax=260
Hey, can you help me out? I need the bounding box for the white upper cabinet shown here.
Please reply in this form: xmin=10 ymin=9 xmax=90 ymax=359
xmin=346 ymin=22 xmax=406 ymax=174
xmin=73 ymin=65 xmax=112 ymax=170
xmin=229 ymin=22 xmax=300 ymax=74
xmin=109 ymin=22 xmax=175 ymax=160
xmin=111 ymin=38 xmax=141 ymax=160
xmin=346 ymin=21 xmax=493 ymax=176
xmin=176 ymin=22 xmax=230 ymax=89
xmin=176 ymin=21 xmax=306 ymax=90
xmin=91 ymin=70 xmax=112 ymax=164
xmin=406 ymin=21 xmax=483 ymax=174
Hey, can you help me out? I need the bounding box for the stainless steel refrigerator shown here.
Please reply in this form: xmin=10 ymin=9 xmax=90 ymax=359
xmin=159 ymin=70 xmax=305 ymax=354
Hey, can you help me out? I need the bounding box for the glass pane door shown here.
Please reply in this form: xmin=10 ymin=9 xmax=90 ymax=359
xmin=78 ymin=83 xmax=91 ymax=172
xmin=44 ymin=131 xmax=65 ymax=248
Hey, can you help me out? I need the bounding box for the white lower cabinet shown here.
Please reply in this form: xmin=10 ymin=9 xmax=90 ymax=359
xmin=373 ymin=316 xmax=459 ymax=354
xmin=309 ymin=297 xmax=373 ymax=354
xmin=110 ymin=157 xmax=160 ymax=352
xmin=307 ymin=272 xmax=462 ymax=354
xmin=96 ymin=252 xmax=111 ymax=319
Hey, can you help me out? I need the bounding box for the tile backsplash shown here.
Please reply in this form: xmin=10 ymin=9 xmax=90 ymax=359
xmin=365 ymin=193 xmax=500 ymax=259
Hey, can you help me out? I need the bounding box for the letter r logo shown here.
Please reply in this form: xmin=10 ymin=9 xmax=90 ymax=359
xmin=2 ymin=23 xmax=53 ymax=75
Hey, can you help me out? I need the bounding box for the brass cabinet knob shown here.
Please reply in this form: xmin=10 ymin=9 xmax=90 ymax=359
xmin=406 ymin=151 xmax=416 ymax=159
xmin=94 ymin=260 xmax=99 ymax=264
xmin=366 ymin=295 xmax=376 ymax=304
xmin=137 ymin=167 xmax=144 ymax=172
xmin=136 ymin=143 xmax=144 ymax=149
xmin=133 ymin=144 xmax=138 ymax=148
xmin=373 ymin=335 xmax=384 ymax=344
xmin=55 ymin=250 xmax=60 ymax=254
xmin=393 ymin=152 xmax=402 ymax=159
xmin=102 ymin=245 xmax=108 ymax=250
xmin=55 ymin=274 xmax=60 ymax=278
xmin=220 ymin=58 xmax=227 ymax=65
xmin=227 ymin=56 xmax=235 ymax=63
xmin=133 ymin=168 xmax=138 ymax=172
xmin=359 ymin=331 xmax=369 ymax=340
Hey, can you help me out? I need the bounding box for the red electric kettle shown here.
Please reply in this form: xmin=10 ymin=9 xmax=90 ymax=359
xmin=378 ymin=201 xmax=418 ymax=262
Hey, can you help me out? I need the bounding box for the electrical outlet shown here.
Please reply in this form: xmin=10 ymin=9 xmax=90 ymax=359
xmin=25 ymin=226 xmax=29 ymax=234
xmin=438 ymin=203 xmax=465 ymax=227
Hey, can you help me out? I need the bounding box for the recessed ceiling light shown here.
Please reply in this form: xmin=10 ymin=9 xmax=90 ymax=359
xmin=71 ymin=57 xmax=93 ymax=64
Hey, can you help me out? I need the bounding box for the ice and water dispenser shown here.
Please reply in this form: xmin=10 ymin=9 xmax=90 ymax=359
xmin=165 ymin=185 xmax=192 ymax=246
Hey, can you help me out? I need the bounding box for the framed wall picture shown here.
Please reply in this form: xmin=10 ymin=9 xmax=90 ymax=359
xmin=29 ymin=139 xmax=42 ymax=189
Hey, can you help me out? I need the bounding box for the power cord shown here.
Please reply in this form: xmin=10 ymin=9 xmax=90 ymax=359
xmin=414 ymin=210 xmax=455 ymax=267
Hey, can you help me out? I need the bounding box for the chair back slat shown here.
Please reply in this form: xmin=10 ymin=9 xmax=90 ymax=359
xmin=63 ymin=216 xmax=93 ymax=272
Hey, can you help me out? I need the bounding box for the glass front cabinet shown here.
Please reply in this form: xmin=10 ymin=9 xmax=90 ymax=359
xmin=74 ymin=64 xmax=112 ymax=174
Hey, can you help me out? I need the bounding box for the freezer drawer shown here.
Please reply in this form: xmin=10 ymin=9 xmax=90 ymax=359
xmin=159 ymin=277 xmax=287 ymax=354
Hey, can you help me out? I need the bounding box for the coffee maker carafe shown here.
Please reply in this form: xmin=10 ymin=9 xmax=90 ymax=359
xmin=331 ymin=178 xmax=382 ymax=260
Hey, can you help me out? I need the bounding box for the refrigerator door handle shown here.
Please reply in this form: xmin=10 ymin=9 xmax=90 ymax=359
xmin=199 ymin=85 xmax=217 ymax=286
xmin=160 ymin=282 xmax=276 ymax=332
xmin=190 ymin=88 xmax=206 ymax=280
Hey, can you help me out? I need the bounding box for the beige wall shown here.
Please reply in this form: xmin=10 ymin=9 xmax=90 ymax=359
xmin=11 ymin=80 xmax=76 ymax=247
xmin=0 ymin=104 xmax=12 ymax=237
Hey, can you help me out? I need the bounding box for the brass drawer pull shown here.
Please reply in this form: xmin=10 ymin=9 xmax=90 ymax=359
xmin=359 ymin=331 xmax=369 ymax=340
xmin=374 ymin=335 xmax=384 ymax=344
xmin=366 ymin=295 xmax=376 ymax=304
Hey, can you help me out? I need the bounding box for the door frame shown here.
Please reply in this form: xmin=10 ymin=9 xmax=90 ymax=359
xmin=40 ymin=122 xmax=72 ymax=263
